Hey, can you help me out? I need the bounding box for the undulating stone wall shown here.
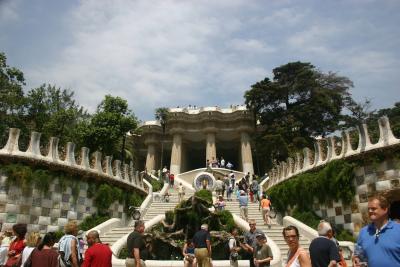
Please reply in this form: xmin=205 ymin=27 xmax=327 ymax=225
xmin=311 ymin=157 xmax=400 ymax=234
xmin=0 ymin=172 xmax=126 ymax=233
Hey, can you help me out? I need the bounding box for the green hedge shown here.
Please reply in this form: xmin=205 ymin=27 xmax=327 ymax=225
xmin=267 ymin=159 xmax=355 ymax=213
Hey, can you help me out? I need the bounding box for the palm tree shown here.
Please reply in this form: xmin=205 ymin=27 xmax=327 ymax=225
xmin=155 ymin=107 xmax=169 ymax=175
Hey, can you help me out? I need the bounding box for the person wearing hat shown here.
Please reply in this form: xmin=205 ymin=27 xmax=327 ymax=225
xmin=243 ymin=219 xmax=264 ymax=267
xmin=253 ymin=233 xmax=273 ymax=267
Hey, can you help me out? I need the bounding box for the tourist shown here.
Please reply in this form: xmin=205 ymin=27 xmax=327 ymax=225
xmin=0 ymin=230 xmax=13 ymax=266
xmin=223 ymin=175 xmax=230 ymax=199
xmin=220 ymin=157 xmax=225 ymax=168
xmin=178 ymin=183 xmax=185 ymax=202
xmin=169 ymin=173 xmax=175 ymax=187
xmin=126 ymin=220 xmax=147 ymax=267
xmin=229 ymin=171 xmax=235 ymax=187
xmin=260 ymin=195 xmax=271 ymax=227
xmin=309 ymin=221 xmax=340 ymax=267
xmin=163 ymin=191 xmax=170 ymax=202
xmin=20 ymin=231 xmax=41 ymax=266
xmin=82 ymin=230 xmax=112 ymax=267
xmin=353 ymin=194 xmax=400 ymax=267
xmin=243 ymin=219 xmax=263 ymax=267
xmin=28 ymin=232 xmax=58 ymax=267
xmin=214 ymin=195 xmax=226 ymax=212
xmin=235 ymin=183 xmax=240 ymax=200
xmin=58 ymin=220 xmax=82 ymax=267
xmin=282 ymin=225 xmax=311 ymax=267
xmin=228 ymin=228 xmax=241 ymax=267
xmin=245 ymin=172 xmax=250 ymax=184
xmin=182 ymin=239 xmax=197 ymax=267
xmin=226 ymin=161 xmax=233 ymax=169
xmin=238 ymin=190 xmax=249 ymax=221
xmin=162 ymin=166 xmax=168 ymax=182
xmin=5 ymin=223 xmax=27 ymax=267
xmin=226 ymin=184 xmax=233 ymax=202
xmin=211 ymin=157 xmax=218 ymax=168
xmin=251 ymin=179 xmax=259 ymax=203
xmin=215 ymin=177 xmax=224 ymax=196
xmin=253 ymin=233 xmax=273 ymax=267
xmin=193 ymin=224 xmax=211 ymax=267
xmin=325 ymin=228 xmax=347 ymax=267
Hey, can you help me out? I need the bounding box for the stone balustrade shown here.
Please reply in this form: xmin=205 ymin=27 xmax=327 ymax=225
xmin=0 ymin=128 xmax=146 ymax=193
xmin=267 ymin=116 xmax=400 ymax=188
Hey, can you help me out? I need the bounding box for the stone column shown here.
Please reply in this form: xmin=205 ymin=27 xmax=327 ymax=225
xmin=206 ymin=132 xmax=217 ymax=163
xmin=170 ymin=133 xmax=182 ymax=175
xmin=240 ymin=131 xmax=254 ymax=175
xmin=145 ymin=143 xmax=157 ymax=172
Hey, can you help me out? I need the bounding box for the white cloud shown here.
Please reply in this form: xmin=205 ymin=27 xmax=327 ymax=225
xmin=0 ymin=0 xmax=20 ymax=24
xmin=3 ymin=0 xmax=399 ymax=118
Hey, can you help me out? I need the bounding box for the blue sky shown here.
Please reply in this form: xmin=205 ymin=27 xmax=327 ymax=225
xmin=1 ymin=0 xmax=399 ymax=121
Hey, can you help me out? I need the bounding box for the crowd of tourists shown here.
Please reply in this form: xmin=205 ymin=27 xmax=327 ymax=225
xmin=206 ymin=157 xmax=234 ymax=170
xmin=0 ymin=221 xmax=112 ymax=267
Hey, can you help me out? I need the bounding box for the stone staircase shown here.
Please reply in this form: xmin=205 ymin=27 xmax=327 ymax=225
xmin=100 ymin=189 xmax=312 ymax=265
xmin=224 ymin=199 xmax=312 ymax=263
xmin=100 ymin=189 xmax=186 ymax=245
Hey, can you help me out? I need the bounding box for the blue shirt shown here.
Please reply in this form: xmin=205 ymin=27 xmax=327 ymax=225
xmin=357 ymin=220 xmax=400 ymax=267
xmin=238 ymin=195 xmax=248 ymax=207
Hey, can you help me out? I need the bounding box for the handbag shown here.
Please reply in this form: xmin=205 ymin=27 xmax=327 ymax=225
xmin=23 ymin=249 xmax=35 ymax=267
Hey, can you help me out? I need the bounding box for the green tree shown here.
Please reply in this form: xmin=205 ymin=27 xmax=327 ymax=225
xmin=244 ymin=62 xmax=354 ymax=172
xmin=25 ymin=84 xmax=88 ymax=144
xmin=155 ymin=107 xmax=169 ymax=172
xmin=80 ymin=95 xmax=138 ymax=160
xmin=0 ymin=52 xmax=27 ymax=143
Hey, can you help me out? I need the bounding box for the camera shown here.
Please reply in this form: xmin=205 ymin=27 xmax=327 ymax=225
xmin=230 ymin=252 xmax=239 ymax=261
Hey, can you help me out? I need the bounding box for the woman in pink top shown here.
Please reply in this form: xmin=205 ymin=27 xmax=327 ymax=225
xmin=282 ymin=225 xmax=311 ymax=267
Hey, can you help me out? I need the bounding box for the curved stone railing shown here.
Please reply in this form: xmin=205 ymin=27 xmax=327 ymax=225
xmin=178 ymin=167 xmax=245 ymax=189
xmin=0 ymin=128 xmax=146 ymax=193
xmin=267 ymin=116 xmax=400 ymax=188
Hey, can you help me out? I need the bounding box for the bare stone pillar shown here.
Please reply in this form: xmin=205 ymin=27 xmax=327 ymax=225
xmin=206 ymin=132 xmax=216 ymax=163
xmin=240 ymin=131 xmax=254 ymax=175
xmin=145 ymin=143 xmax=157 ymax=172
xmin=170 ymin=133 xmax=182 ymax=175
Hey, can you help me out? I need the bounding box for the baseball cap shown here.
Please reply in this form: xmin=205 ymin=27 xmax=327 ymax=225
xmin=256 ymin=233 xmax=266 ymax=239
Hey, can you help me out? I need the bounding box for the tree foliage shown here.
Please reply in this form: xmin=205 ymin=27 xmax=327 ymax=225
xmin=25 ymin=84 xmax=88 ymax=145
xmin=245 ymin=62 xmax=354 ymax=172
xmin=77 ymin=95 xmax=138 ymax=160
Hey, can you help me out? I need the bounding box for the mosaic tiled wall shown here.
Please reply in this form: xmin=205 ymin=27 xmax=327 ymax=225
xmin=312 ymin=157 xmax=400 ymax=235
xmin=0 ymin=173 xmax=126 ymax=233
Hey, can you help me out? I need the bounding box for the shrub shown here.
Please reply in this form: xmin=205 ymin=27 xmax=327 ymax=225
xmin=194 ymin=189 xmax=212 ymax=205
xmin=79 ymin=214 xmax=110 ymax=231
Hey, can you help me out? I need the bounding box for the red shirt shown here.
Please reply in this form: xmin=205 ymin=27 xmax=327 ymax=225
xmin=82 ymin=243 xmax=112 ymax=267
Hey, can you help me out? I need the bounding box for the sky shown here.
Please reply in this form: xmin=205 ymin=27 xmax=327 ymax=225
xmin=0 ymin=0 xmax=399 ymax=121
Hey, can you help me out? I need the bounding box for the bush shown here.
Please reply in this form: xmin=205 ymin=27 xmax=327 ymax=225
xmin=267 ymin=159 xmax=355 ymax=213
xmin=150 ymin=178 xmax=164 ymax=192
xmin=194 ymin=189 xmax=212 ymax=205
xmin=79 ymin=214 xmax=110 ymax=231
xmin=291 ymin=208 xmax=321 ymax=230
xmin=336 ymin=229 xmax=356 ymax=242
